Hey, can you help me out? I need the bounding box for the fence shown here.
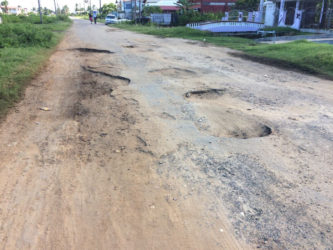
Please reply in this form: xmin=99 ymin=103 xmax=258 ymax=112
xmin=186 ymin=21 xmax=265 ymax=32
xmin=150 ymin=13 xmax=172 ymax=25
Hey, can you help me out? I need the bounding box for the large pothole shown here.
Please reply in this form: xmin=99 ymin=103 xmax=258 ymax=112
xmin=193 ymin=105 xmax=272 ymax=139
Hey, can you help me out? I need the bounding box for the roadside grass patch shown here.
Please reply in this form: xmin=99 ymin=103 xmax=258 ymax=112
xmin=114 ymin=23 xmax=333 ymax=79
xmin=243 ymin=40 xmax=333 ymax=78
xmin=0 ymin=23 xmax=52 ymax=47
xmin=0 ymin=15 xmax=72 ymax=118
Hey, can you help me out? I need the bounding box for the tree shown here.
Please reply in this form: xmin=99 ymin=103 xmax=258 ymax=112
xmin=43 ymin=7 xmax=52 ymax=15
xmin=142 ymin=6 xmax=162 ymax=16
xmin=234 ymin=0 xmax=259 ymax=11
xmin=176 ymin=0 xmax=195 ymax=14
xmin=100 ymin=3 xmax=116 ymax=16
xmin=1 ymin=0 xmax=8 ymax=13
xmin=61 ymin=5 xmax=69 ymax=15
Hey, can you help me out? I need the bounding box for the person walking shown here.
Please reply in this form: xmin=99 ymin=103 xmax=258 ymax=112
xmin=93 ymin=10 xmax=98 ymax=24
xmin=89 ymin=13 xmax=93 ymax=24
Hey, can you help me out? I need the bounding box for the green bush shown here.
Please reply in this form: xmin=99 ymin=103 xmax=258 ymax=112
xmin=143 ymin=6 xmax=163 ymax=16
xmin=0 ymin=14 xmax=71 ymax=24
xmin=263 ymin=27 xmax=303 ymax=36
xmin=176 ymin=11 xmax=224 ymax=25
xmin=0 ymin=23 xmax=52 ymax=48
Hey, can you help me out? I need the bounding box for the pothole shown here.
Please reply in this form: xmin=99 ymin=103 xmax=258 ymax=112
xmin=81 ymin=66 xmax=131 ymax=84
xmin=70 ymin=48 xmax=114 ymax=54
xmin=149 ymin=67 xmax=196 ymax=78
xmin=230 ymin=124 xmax=272 ymax=139
xmin=185 ymin=89 xmax=226 ymax=99
xmin=122 ymin=45 xmax=136 ymax=48
xmin=192 ymin=105 xmax=272 ymax=139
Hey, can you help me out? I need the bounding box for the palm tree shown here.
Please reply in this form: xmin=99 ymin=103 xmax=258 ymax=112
xmin=176 ymin=0 xmax=194 ymax=14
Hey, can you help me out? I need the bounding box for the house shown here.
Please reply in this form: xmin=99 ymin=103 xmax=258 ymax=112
xmin=265 ymin=0 xmax=332 ymax=29
xmin=145 ymin=0 xmax=179 ymax=13
xmin=199 ymin=0 xmax=236 ymax=13
xmin=144 ymin=0 xmax=237 ymax=13
xmin=0 ymin=5 xmax=27 ymax=15
xmin=121 ymin=0 xmax=144 ymax=19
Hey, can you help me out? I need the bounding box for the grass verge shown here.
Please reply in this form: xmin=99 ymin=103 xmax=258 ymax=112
xmin=114 ymin=24 xmax=333 ymax=79
xmin=0 ymin=16 xmax=72 ymax=118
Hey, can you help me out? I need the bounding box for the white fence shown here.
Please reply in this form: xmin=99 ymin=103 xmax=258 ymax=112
xmin=186 ymin=21 xmax=265 ymax=33
xmin=151 ymin=14 xmax=172 ymax=25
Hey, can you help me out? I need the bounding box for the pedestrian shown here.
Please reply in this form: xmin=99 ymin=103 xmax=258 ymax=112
xmin=93 ymin=10 xmax=98 ymax=24
xmin=89 ymin=13 xmax=93 ymax=24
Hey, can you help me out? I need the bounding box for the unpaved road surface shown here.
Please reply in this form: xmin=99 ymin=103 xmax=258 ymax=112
xmin=0 ymin=19 xmax=332 ymax=249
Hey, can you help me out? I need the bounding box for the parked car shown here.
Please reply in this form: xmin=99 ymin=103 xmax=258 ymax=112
xmin=105 ymin=14 xmax=129 ymax=25
xmin=105 ymin=14 xmax=118 ymax=25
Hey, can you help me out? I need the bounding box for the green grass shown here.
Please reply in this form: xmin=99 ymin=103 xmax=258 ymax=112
xmin=243 ymin=40 xmax=333 ymax=77
xmin=0 ymin=16 xmax=72 ymax=118
xmin=114 ymin=23 xmax=333 ymax=79
xmin=262 ymin=26 xmax=309 ymax=36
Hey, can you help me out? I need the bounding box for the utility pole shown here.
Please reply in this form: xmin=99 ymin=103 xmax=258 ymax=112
xmin=99 ymin=0 xmax=102 ymax=14
xmin=131 ymin=0 xmax=134 ymax=20
xmin=54 ymin=0 xmax=57 ymax=15
xmin=38 ymin=0 xmax=43 ymax=24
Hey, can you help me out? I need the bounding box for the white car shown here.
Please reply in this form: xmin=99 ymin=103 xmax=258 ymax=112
xmin=105 ymin=15 xmax=118 ymax=25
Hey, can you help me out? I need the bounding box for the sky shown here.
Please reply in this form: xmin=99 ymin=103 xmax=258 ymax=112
xmin=7 ymin=0 xmax=115 ymax=12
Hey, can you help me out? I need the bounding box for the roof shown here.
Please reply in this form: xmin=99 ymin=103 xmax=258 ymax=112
xmin=160 ymin=6 xmax=179 ymax=10
xmin=146 ymin=0 xmax=178 ymax=6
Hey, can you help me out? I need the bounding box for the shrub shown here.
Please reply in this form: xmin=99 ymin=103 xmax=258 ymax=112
xmin=0 ymin=14 xmax=71 ymax=24
xmin=143 ymin=6 xmax=163 ymax=16
xmin=0 ymin=23 xmax=53 ymax=48
xmin=263 ymin=27 xmax=302 ymax=36
xmin=176 ymin=11 xmax=224 ymax=25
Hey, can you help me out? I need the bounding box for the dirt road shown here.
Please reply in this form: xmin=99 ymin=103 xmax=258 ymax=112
xmin=0 ymin=19 xmax=332 ymax=249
